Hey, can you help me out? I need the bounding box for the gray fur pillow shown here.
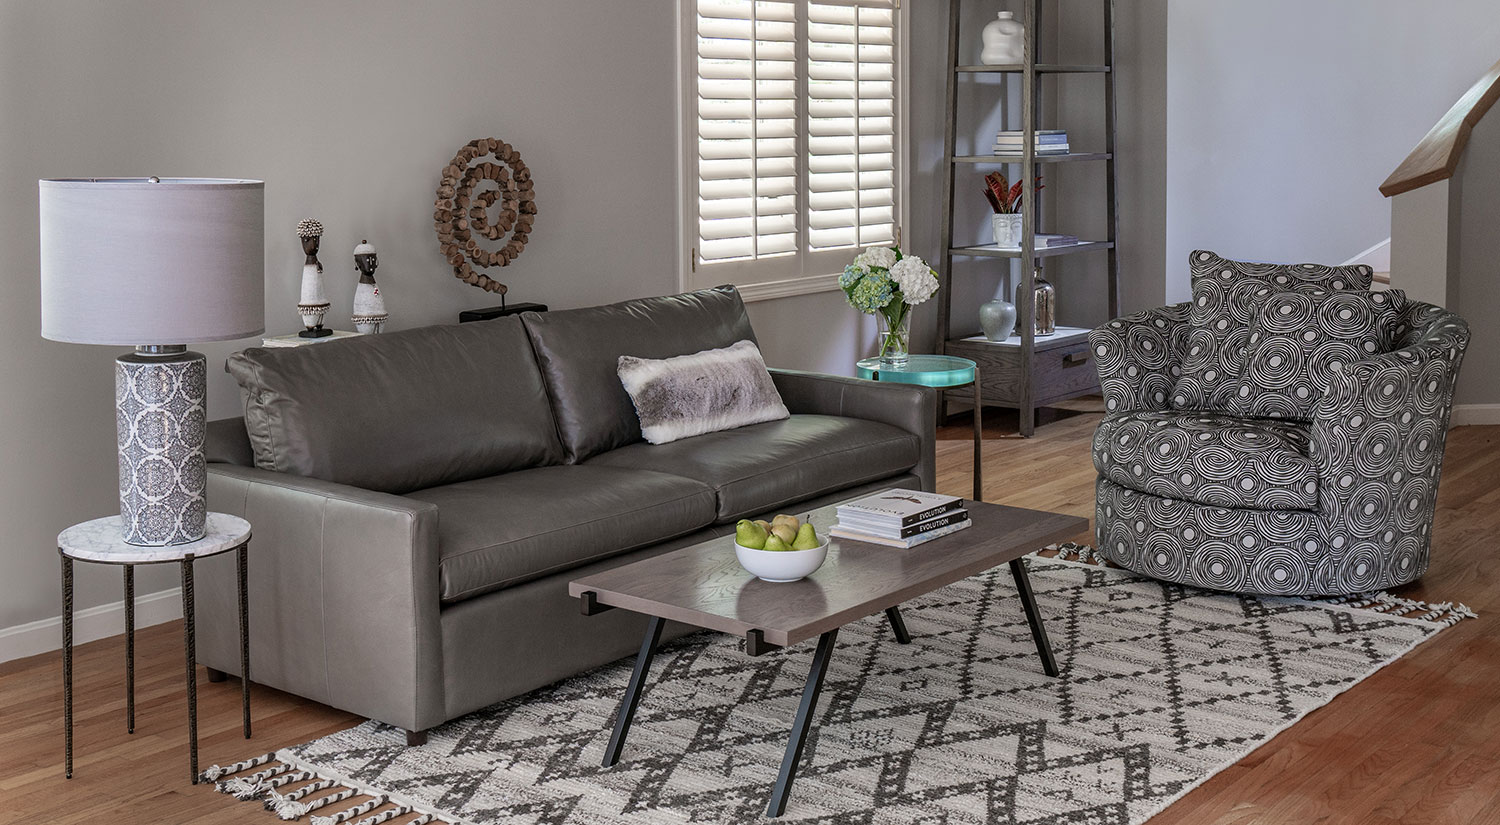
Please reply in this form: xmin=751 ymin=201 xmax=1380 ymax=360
xmin=618 ymin=340 xmax=789 ymax=445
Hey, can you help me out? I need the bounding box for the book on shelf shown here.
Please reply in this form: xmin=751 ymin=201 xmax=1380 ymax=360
xmin=835 ymin=489 xmax=963 ymax=528
xmin=996 ymin=129 xmax=1068 ymax=139
xmin=831 ymin=518 xmax=972 ymax=549
xmin=994 ymin=145 xmax=1070 ymax=155
xmin=1036 ymin=233 xmax=1079 ymax=247
xmin=836 ymin=509 xmax=970 ymax=540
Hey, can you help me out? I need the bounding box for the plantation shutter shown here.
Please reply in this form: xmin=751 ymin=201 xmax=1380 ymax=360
xmin=691 ymin=0 xmax=900 ymax=292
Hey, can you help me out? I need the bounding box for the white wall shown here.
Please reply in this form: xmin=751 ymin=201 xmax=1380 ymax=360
xmin=1164 ymin=0 xmax=1500 ymax=302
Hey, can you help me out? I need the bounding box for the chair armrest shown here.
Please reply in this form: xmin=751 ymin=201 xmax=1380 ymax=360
xmin=1310 ymin=307 xmax=1468 ymax=538
xmin=769 ymin=368 xmax=937 ymax=492
xmin=1088 ymin=302 xmax=1192 ymax=415
xmin=197 ymin=464 xmax=445 ymax=731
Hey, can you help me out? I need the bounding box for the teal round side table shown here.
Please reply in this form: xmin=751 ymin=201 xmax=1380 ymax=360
xmin=857 ymin=355 xmax=984 ymax=501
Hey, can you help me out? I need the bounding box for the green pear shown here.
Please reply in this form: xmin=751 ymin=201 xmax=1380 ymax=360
xmin=792 ymin=522 xmax=820 ymax=550
xmin=770 ymin=523 xmax=797 ymax=544
xmin=753 ymin=519 xmax=772 ymax=533
xmin=735 ymin=519 xmax=768 ymax=550
xmin=763 ymin=534 xmax=792 ymax=552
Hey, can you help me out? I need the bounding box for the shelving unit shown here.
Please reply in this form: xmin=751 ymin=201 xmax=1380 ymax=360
xmin=935 ymin=0 xmax=1119 ymax=437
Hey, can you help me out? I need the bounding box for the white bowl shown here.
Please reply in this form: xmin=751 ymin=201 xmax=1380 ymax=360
xmin=734 ymin=537 xmax=829 ymax=583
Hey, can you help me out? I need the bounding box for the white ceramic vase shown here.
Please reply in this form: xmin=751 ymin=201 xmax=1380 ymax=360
xmin=991 ymin=213 xmax=1023 ymax=249
xmin=980 ymin=12 xmax=1024 ymax=65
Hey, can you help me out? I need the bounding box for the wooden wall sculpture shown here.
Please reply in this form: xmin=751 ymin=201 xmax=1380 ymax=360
xmin=434 ymin=137 xmax=536 ymax=294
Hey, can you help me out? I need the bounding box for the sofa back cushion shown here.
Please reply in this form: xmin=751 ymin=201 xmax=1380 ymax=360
xmin=522 ymin=285 xmax=758 ymax=462
xmin=226 ymin=318 xmax=563 ymax=493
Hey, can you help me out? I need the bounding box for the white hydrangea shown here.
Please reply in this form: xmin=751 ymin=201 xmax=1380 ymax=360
xmin=855 ymin=246 xmax=897 ymax=270
xmin=889 ymin=256 xmax=939 ymax=305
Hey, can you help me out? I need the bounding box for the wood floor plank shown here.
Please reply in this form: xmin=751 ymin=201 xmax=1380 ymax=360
xmin=3 ymin=406 xmax=1494 ymax=823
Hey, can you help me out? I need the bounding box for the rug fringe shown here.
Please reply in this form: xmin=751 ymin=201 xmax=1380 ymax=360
xmin=198 ymin=751 xmax=470 ymax=825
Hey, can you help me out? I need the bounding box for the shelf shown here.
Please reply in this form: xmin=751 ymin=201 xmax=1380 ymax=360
xmin=951 ymin=327 xmax=1092 ymax=350
xmin=956 ymin=64 xmax=1110 ymax=74
xmin=950 ymin=241 xmax=1114 ymax=259
xmin=954 ymin=152 xmax=1111 ymax=164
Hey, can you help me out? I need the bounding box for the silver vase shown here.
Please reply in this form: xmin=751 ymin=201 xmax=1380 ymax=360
xmin=1032 ymin=275 xmax=1055 ymax=337
xmin=979 ymin=299 xmax=1016 ymax=342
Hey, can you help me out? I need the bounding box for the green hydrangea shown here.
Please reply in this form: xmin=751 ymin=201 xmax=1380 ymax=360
xmin=840 ymin=263 xmax=869 ymax=290
xmin=847 ymin=269 xmax=894 ymax=313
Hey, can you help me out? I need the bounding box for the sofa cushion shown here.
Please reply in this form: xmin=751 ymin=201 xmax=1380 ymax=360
xmin=406 ymin=465 xmax=717 ymax=604
xmin=1219 ymin=289 xmax=1407 ymax=420
xmin=585 ymin=414 xmax=920 ymax=522
xmin=226 ymin=317 xmax=562 ymax=494
xmin=521 ymin=286 xmax=758 ymax=463
xmin=1092 ymin=411 xmax=1317 ymax=511
xmin=1172 ymin=250 xmax=1374 ymax=412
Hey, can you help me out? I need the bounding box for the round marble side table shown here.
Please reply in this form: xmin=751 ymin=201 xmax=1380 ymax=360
xmin=59 ymin=512 xmax=252 ymax=783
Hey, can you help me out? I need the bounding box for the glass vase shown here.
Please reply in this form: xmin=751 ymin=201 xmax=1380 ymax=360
xmin=878 ymin=308 xmax=912 ymax=367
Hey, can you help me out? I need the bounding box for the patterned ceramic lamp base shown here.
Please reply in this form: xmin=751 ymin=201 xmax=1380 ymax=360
xmin=115 ymin=348 xmax=208 ymax=545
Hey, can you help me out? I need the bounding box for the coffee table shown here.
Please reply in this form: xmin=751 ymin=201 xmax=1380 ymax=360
xmin=568 ymin=498 xmax=1086 ymax=818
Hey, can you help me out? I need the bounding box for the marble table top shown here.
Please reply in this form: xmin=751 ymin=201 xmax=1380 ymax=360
xmin=59 ymin=513 xmax=251 ymax=564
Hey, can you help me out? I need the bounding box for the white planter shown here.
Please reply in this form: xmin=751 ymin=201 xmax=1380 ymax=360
xmin=991 ymin=213 xmax=1023 ymax=249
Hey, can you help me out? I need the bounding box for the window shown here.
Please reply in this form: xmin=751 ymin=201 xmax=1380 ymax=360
xmin=681 ymin=0 xmax=905 ymax=300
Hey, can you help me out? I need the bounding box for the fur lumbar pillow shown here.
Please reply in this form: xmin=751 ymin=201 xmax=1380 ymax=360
xmin=618 ymin=339 xmax=789 ymax=445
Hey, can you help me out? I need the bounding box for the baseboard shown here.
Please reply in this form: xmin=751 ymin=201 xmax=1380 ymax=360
xmin=0 ymin=587 xmax=182 ymax=664
xmin=1451 ymin=404 xmax=1500 ymax=426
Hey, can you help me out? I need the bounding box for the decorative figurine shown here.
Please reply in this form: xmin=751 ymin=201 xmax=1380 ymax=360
xmin=296 ymin=219 xmax=331 ymax=338
xmin=351 ymin=239 xmax=388 ymax=334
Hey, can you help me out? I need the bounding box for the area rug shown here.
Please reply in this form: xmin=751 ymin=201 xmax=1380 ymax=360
xmin=203 ymin=546 xmax=1473 ymax=825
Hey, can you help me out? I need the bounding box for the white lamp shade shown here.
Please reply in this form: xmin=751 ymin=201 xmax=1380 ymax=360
xmin=40 ymin=177 xmax=265 ymax=345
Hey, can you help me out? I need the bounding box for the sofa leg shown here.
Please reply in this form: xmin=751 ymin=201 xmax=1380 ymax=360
xmin=405 ymin=729 xmax=428 ymax=747
xmin=205 ymin=667 xmax=227 ymax=683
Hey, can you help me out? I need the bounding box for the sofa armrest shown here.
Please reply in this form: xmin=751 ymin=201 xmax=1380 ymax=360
xmin=1088 ymin=302 xmax=1192 ymax=415
xmin=1309 ymin=306 xmax=1468 ymax=546
xmin=197 ymin=464 xmax=445 ymax=732
xmin=770 ymin=368 xmax=936 ymax=492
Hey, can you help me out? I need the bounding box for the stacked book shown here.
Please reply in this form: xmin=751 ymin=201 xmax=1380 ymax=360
xmin=994 ymin=129 xmax=1069 ymax=155
xmin=1035 ymin=233 xmax=1080 ymax=247
xmin=831 ymin=489 xmax=970 ymax=548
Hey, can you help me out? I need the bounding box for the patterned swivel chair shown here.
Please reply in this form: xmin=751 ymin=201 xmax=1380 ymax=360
xmin=1087 ymin=251 xmax=1469 ymax=596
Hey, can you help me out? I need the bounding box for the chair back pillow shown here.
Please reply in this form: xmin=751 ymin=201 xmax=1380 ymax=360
xmin=1171 ymin=250 xmax=1374 ymax=411
xmin=618 ymin=340 xmax=789 ymax=445
xmin=227 ymin=317 xmax=563 ymax=493
xmin=521 ymin=285 xmax=758 ymax=462
xmin=1219 ymin=289 xmax=1407 ymax=420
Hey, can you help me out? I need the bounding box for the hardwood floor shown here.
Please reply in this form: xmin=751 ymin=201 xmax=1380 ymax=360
xmin=5 ymin=404 xmax=1498 ymax=824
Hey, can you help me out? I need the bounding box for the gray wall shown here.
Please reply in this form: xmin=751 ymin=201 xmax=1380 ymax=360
xmin=1454 ymin=110 xmax=1500 ymax=406
xmin=1164 ymin=0 xmax=1500 ymax=302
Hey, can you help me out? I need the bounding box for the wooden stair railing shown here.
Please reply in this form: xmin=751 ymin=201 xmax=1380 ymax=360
xmin=1381 ymin=57 xmax=1500 ymax=197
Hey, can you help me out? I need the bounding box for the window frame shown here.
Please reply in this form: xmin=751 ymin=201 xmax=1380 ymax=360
xmin=675 ymin=0 xmax=912 ymax=302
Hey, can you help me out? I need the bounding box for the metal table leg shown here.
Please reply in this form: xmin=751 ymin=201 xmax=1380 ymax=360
xmin=601 ymin=615 xmax=666 ymax=767
xmin=884 ymin=606 xmax=911 ymax=644
xmin=63 ymin=555 xmax=74 ymax=779
xmin=238 ymin=544 xmax=251 ymax=739
xmin=181 ymin=557 xmax=199 ymax=784
xmin=767 ymin=628 xmax=839 ymax=818
xmin=124 ymin=564 xmax=135 ymax=734
xmin=1008 ymin=558 xmax=1058 ymax=677
xmin=971 ymin=368 xmax=983 ymax=502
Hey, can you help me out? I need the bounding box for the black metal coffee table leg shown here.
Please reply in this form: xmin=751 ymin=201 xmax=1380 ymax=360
xmin=1008 ymin=558 xmax=1058 ymax=677
xmin=767 ymin=628 xmax=839 ymax=818
xmin=602 ymin=615 xmax=666 ymax=767
xmin=884 ymin=606 xmax=911 ymax=644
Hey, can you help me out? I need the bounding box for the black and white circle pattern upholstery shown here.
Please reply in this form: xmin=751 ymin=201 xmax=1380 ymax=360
xmin=1171 ymin=250 xmax=1376 ymax=412
xmin=1219 ymin=289 xmax=1408 ymax=420
xmin=1088 ymin=293 xmax=1468 ymax=596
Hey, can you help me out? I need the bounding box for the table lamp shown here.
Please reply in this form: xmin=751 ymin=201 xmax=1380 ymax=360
xmin=40 ymin=177 xmax=265 ymax=546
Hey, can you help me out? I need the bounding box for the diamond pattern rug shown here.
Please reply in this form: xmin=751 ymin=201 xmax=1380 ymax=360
xmin=204 ymin=551 xmax=1469 ymax=825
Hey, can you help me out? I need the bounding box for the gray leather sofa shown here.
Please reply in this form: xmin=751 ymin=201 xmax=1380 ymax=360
xmin=195 ymin=286 xmax=935 ymax=742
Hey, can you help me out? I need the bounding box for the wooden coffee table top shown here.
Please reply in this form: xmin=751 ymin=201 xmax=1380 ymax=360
xmin=568 ymin=499 xmax=1085 ymax=649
